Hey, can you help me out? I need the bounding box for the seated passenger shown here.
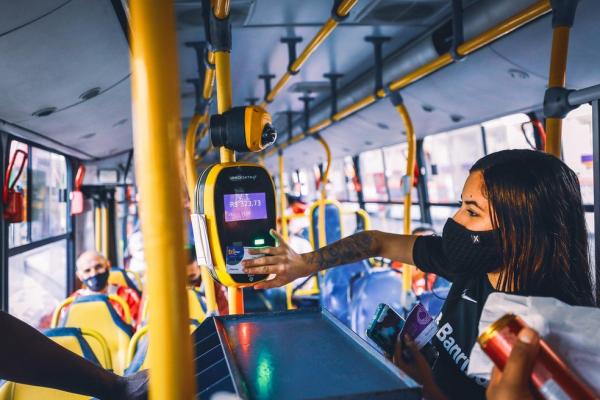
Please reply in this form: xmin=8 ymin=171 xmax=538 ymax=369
xmin=73 ymin=251 xmax=141 ymax=327
xmin=0 ymin=311 xmax=147 ymax=400
xmin=286 ymin=192 xmax=308 ymax=215
xmin=243 ymin=149 xmax=596 ymax=400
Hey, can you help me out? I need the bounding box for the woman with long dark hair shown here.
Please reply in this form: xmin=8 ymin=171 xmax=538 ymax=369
xmin=243 ymin=149 xmax=597 ymax=400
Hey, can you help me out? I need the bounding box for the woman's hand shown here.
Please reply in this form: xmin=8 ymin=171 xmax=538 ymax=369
xmin=243 ymin=229 xmax=317 ymax=289
xmin=393 ymin=335 xmax=447 ymax=400
xmin=486 ymin=328 xmax=538 ymax=400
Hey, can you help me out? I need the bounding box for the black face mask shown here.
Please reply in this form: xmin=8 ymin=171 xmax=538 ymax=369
xmin=441 ymin=218 xmax=502 ymax=276
xmin=83 ymin=269 xmax=110 ymax=292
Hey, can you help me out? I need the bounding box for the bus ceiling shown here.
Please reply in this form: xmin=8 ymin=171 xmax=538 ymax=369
xmin=0 ymin=1 xmax=600 ymax=171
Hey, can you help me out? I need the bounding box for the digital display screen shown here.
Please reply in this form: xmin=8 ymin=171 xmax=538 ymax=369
xmin=224 ymin=192 xmax=267 ymax=222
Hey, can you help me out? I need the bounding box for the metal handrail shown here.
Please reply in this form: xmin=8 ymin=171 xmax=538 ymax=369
xmin=259 ymin=0 xmax=552 ymax=160
xmin=261 ymin=0 xmax=359 ymax=106
xmin=130 ymin=0 xmax=196 ymax=397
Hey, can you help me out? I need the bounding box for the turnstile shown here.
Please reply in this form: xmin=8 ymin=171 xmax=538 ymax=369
xmin=193 ymin=308 xmax=421 ymax=399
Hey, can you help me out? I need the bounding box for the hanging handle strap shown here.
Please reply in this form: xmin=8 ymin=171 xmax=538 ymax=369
xmin=3 ymin=149 xmax=28 ymax=204
xmin=74 ymin=165 xmax=86 ymax=190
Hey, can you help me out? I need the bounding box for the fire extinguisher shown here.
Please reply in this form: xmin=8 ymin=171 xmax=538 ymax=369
xmin=70 ymin=165 xmax=86 ymax=215
xmin=3 ymin=149 xmax=28 ymax=223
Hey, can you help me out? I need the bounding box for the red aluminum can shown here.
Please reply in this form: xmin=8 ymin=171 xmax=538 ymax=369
xmin=478 ymin=313 xmax=598 ymax=400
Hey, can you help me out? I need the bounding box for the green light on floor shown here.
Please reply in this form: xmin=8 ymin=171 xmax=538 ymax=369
xmin=254 ymin=238 xmax=265 ymax=246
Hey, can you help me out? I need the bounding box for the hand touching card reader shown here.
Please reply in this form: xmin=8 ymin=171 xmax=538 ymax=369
xmin=191 ymin=106 xmax=277 ymax=287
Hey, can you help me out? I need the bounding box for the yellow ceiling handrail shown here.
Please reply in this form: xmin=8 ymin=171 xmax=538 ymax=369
xmin=261 ymin=0 xmax=359 ymax=106
xmin=250 ymin=0 xmax=552 ymax=162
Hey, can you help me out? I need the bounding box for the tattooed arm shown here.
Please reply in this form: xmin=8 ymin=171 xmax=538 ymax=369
xmin=243 ymin=229 xmax=417 ymax=289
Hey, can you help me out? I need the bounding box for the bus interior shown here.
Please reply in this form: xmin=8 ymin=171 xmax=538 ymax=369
xmin=0 ymin=0 xmax=599 ymax=399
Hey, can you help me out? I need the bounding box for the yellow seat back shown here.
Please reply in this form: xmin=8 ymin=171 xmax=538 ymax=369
xmin=0 ymin=327 xmax=106 ymax=400
xmin=139 ymin=289 xmax=206 ymax=327
xmin=125 ymin=322 xmax=200 ymax=374
xmin=108 ymin=268 xmax=142 ymax=294
xmin=56 ymin=295 xmax=133 ymax=374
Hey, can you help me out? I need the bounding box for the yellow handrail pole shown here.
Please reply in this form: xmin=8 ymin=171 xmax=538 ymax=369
xmin=211 ymin=0 xmax=244 ymax=314
xmin=250 ymin=1 xmax=551 ymax=161
xmin=278 ymin=150 xmax=293 ymax=309
xmin=184 ymin=114 xmax=219 ymax=315
xmin=100 ymin=205 xmax=109 ymax=259
xmin=278 ymin=151 xmax=289 ymax=241
xmin=354 ymin=208 xmax=371 ymax=230
xmin=261 ymin=0 xmax=359 ymax=106
xmin=94 ymin=205 xmax=102 ymax=253
xmin=184 ymin=114 xmax=203 ymax=198
xmin=203 ymin=51 xmax=216 ymax=100
xmin=211 ymin=0 xmax=229 ymax=19
xmin=545 ymin=26 xmax=570 ymax=157
xmin=315 ymin=135 xmax=332 ymax=249
xmin=130 ymin=0 xmax=196 ymax=398
xmin=393 ymin=103 xmax=416 ymax=295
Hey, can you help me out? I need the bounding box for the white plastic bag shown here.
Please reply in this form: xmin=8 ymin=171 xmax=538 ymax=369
xmin=468 ymin=293 xmax=600 ymax=394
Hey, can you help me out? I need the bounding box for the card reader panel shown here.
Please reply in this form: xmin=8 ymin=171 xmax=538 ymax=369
xmin=196 ymin=163 xmax=276 ymax=287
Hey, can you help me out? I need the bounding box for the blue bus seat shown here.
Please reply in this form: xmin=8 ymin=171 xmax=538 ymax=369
xmin=319 ymin=260 xmax=369 ymax=327
xmin=57 ymin=294 xmax=133 ymax=375
xmin=109 ymin=267 xmax=142 ymax=296
xmin=418 ymin=277 xmax=451 ymax=318
xmin=349 ymin=267 xmax=405 ymax=343
xmin=309 ymin=201 xmax=343 ymax=249
xmin=0 ymin=328 xmax=106 ymax=400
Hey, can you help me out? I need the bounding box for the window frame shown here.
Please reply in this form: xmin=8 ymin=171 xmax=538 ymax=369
xmin=1 ymin=133 xmax=76 ymax=312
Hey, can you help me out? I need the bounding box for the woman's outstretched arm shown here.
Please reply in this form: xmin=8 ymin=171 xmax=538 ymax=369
xmin=243 ymin=229 xmax=417 ymax=289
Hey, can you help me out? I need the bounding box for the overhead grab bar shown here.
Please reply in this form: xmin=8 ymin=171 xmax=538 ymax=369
xmin=260 ymin=0 xmax=359 ymax=106
xmin=256 ymin=0 xmax=552 ymax=161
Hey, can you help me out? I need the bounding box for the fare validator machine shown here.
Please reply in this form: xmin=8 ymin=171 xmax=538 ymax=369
xmin=191 ymin=106 xmax=278 ymax=287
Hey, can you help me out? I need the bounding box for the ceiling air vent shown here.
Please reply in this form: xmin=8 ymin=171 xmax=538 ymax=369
xmin=356 ymin=0 xmax=447 ymax=25
xmin=176 ymin=0 xmax=255 ymax=28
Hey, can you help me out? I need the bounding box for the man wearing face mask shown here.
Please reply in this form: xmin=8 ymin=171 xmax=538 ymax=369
xmin=71 ymin=251 xmax=141 ymax=328
xmin=241 ymin=150 xmax=596 ymax=400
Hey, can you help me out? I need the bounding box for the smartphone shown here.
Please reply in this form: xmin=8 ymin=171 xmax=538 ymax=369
xmin=366 ymin=303 xmax=406 ymax=357
xmin=401 ymin=303 xmax=440 ymax=368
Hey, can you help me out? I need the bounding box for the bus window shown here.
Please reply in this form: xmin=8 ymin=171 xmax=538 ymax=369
xmin=423 ymin=125 xmax=484 ymax=231
xmin=382 ymin=143 xmax=419 ymax=202
xmin=298 ymin=168 xmax=317 ymax=201
xmin=8 ymin=240 xmax=67 ymax=329
xmin=359 ymin=149 xmax=388 ymax=202
xmin=561 ymin=104 xmax=595 ymax=267
xmin=328 ymin=158 xmax=348 ymax=201
xmin=343 ymin=157 xmax=358 ymax=203
xmin=483 ymin=113 xmax=536 ymax=153
xmin=6 ymin=142 xmax=70 ymax=329
xmin=8 ymin=141 xmax=29 ymax=248
xmin=30 ymin=147 xmax=68 ymax=241
xmin=562 ymin=104 xmax=594 ymax=205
